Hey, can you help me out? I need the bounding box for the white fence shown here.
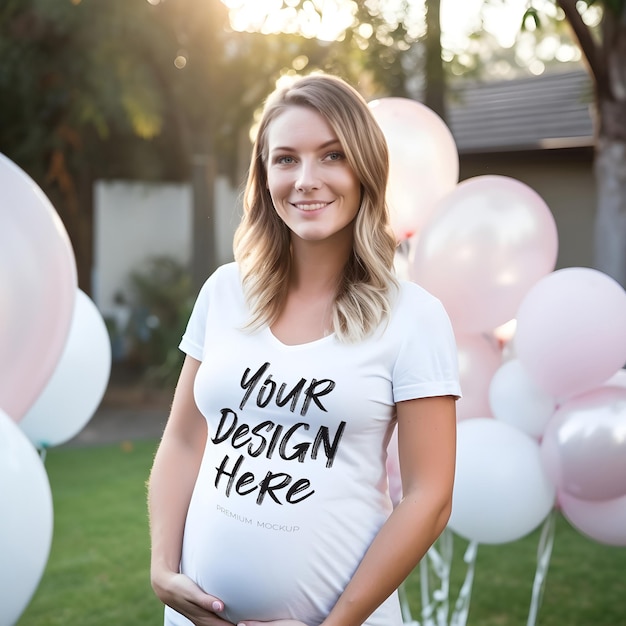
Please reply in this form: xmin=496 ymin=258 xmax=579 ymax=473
xmin=93 ymin=177 xmax=240 ymax=321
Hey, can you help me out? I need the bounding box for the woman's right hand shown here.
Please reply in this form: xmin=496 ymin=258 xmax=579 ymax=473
xmin=153 ymin=570 xmax=236 ymax=626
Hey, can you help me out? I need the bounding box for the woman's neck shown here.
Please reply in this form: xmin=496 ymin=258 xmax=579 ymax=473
xmin=288 ymin=235 xmax=352 ymax=296
xmin=268 ymin=236 xmax=352 ymax=345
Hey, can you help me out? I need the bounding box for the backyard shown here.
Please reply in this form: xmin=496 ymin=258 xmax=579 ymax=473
xmin=16 ymin=435 xmax=626 ymax=626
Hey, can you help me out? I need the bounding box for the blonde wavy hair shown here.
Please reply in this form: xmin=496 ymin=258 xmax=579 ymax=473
xmin=233 ymin=73 xmax=398 ymax=342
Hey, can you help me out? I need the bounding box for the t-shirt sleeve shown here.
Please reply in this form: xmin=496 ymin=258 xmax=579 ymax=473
xmin=392 ymin=290 xmax=462 ymax=402
xmin=178 ymin=276 xmax=213 ymax=361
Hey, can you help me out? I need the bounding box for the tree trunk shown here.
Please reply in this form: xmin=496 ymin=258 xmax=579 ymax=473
xmin=76 ymin=163 xmax=94 ymax=294
xmin=190 ymin=152 xmax=217 ymax=295
xmin=592 ymin=5 xmax=626 ymax=288
xmin=558 ymin=0 xmax=626 ymax=288
xmin=593 ymin=135 xmax=626 ymax=288
xmin=424 ymin=0 xmax=447 ymax=121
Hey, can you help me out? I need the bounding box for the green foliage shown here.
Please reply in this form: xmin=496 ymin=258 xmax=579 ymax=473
xmin=340 ymin=0 xmax=423 ymax=97
xmin=249 ymin=0 xmax=426 ymax=97
xmin=126 ymin=256 xmax=194 ymax=391
xmin=0 ymin=0 xmax=448 ymax=192
xmin=0 ymin=0 xmax=168 ymax=177
xmin=522 ymin=7 xmax=542 ymax=31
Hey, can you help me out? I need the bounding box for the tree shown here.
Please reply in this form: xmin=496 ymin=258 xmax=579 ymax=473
xmin=524 ymin=0 xmax=626 ymax=287
xmin=0 ymin=0 xmax=318 ymax=292
xmin=0 ymin=0 xmax=187 ymax=290
xmin=222 ymin=0 xmax=432 ymax=100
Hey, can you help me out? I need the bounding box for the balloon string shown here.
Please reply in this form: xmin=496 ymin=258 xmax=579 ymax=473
xmin=433 ymin=529 xmax=453 ymax=626
xmin=527 ymin=508 xmax=557 ymax=626
xmin=449 ymin=540 xmax=479 ymax=626
xmin=418 ymin=527 xmax=453 ymax=626
xmin=419 ymin=553 xmax=436 ymax=626
xmin=399 ymin=581 xmax=418 ymax=625
xmin=411 ymin=512 xmax=553 ymax=626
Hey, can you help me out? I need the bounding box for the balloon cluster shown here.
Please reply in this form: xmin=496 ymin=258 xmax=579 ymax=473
xmin=371 ymin=99 xmax=626 ymax=549
xmin=0 ymin=154 xmax=112 ymax=625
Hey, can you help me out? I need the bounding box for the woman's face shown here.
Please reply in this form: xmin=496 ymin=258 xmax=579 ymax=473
xmin=265 ymin=105 xmax=361 ymax=247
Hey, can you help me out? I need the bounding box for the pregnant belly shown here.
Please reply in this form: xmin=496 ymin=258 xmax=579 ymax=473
xmin=180 ymin=451 xmax=389 ymax=625
xmin=181 ymin=499 xmax=328 ymax=625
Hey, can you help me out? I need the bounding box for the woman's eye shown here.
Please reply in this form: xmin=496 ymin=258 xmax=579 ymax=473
xmin=276 ymin=155 xmax=295 ymax=165
xmin=326 ymin=151 xmax=344 ymax=161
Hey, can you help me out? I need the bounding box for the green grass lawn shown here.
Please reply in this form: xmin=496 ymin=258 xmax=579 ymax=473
xmin=17 ymin=439 xmax=626 ymax=625
xmin=18 ymin=440 xmax=163 ymax=626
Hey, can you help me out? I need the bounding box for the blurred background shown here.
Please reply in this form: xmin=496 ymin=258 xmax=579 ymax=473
xmin=1 ymin=0 xmax=622 ymax=396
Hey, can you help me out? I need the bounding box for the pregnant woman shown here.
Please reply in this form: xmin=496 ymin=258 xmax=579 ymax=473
xmin=147 ymin=72 xmax=461 ymax=626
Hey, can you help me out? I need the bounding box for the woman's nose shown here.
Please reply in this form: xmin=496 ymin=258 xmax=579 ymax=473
xmin=295 ymin=161 xmax=321 ymax=192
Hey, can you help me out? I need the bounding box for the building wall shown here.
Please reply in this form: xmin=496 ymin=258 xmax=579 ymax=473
xmin=93 ymin=177 xmax=240 ymax=323
xmin=459 ymin=148 xmax=596 ymax=271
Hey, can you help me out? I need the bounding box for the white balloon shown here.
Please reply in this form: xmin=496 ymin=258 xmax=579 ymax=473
xmin=489 ymin=359 xmax=557 ymax=439
xmin=449 ymin=418 xmax=556 ymax=544
xmin=0 ymin=410 xmax=53 ymax=625
xmin=19 ymin=290 xmax=112 ymax=448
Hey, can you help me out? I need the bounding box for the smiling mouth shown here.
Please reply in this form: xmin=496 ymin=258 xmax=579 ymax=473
xmin=292 ymin=202 xmax=332 ymax=211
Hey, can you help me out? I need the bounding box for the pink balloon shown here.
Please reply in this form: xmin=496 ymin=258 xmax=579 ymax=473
xmin=559 ymin=490 xmax=626 ymax=546
xmin=368 ymin=97 xmax=458 ymax=240
xmin=0 ymin=153 xmax=77 ymax=421
xmin=411 ymin=176 xmax=558 ymax=334
xmin=456 ymin=333 xmax=502 ymax=421
xmin=540 ymin=386 xmax=626 ymax=501
xmin=515 ymin=267 xmax=626 ymax=399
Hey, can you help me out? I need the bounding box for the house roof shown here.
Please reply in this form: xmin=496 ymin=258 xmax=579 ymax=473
xmin=446 ymin=69 xmax=595 ymax=154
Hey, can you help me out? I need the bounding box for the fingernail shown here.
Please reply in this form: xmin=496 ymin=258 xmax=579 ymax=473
xmin=212 ymin=601 xmax=223 ymax=612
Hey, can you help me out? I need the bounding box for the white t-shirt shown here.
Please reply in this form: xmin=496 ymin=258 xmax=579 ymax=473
xmin=165 ymin=262 xmax=461 ymax=626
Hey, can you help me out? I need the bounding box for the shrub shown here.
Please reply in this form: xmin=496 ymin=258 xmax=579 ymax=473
xmin=126 ymin=256 xmax=193 ymax=391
